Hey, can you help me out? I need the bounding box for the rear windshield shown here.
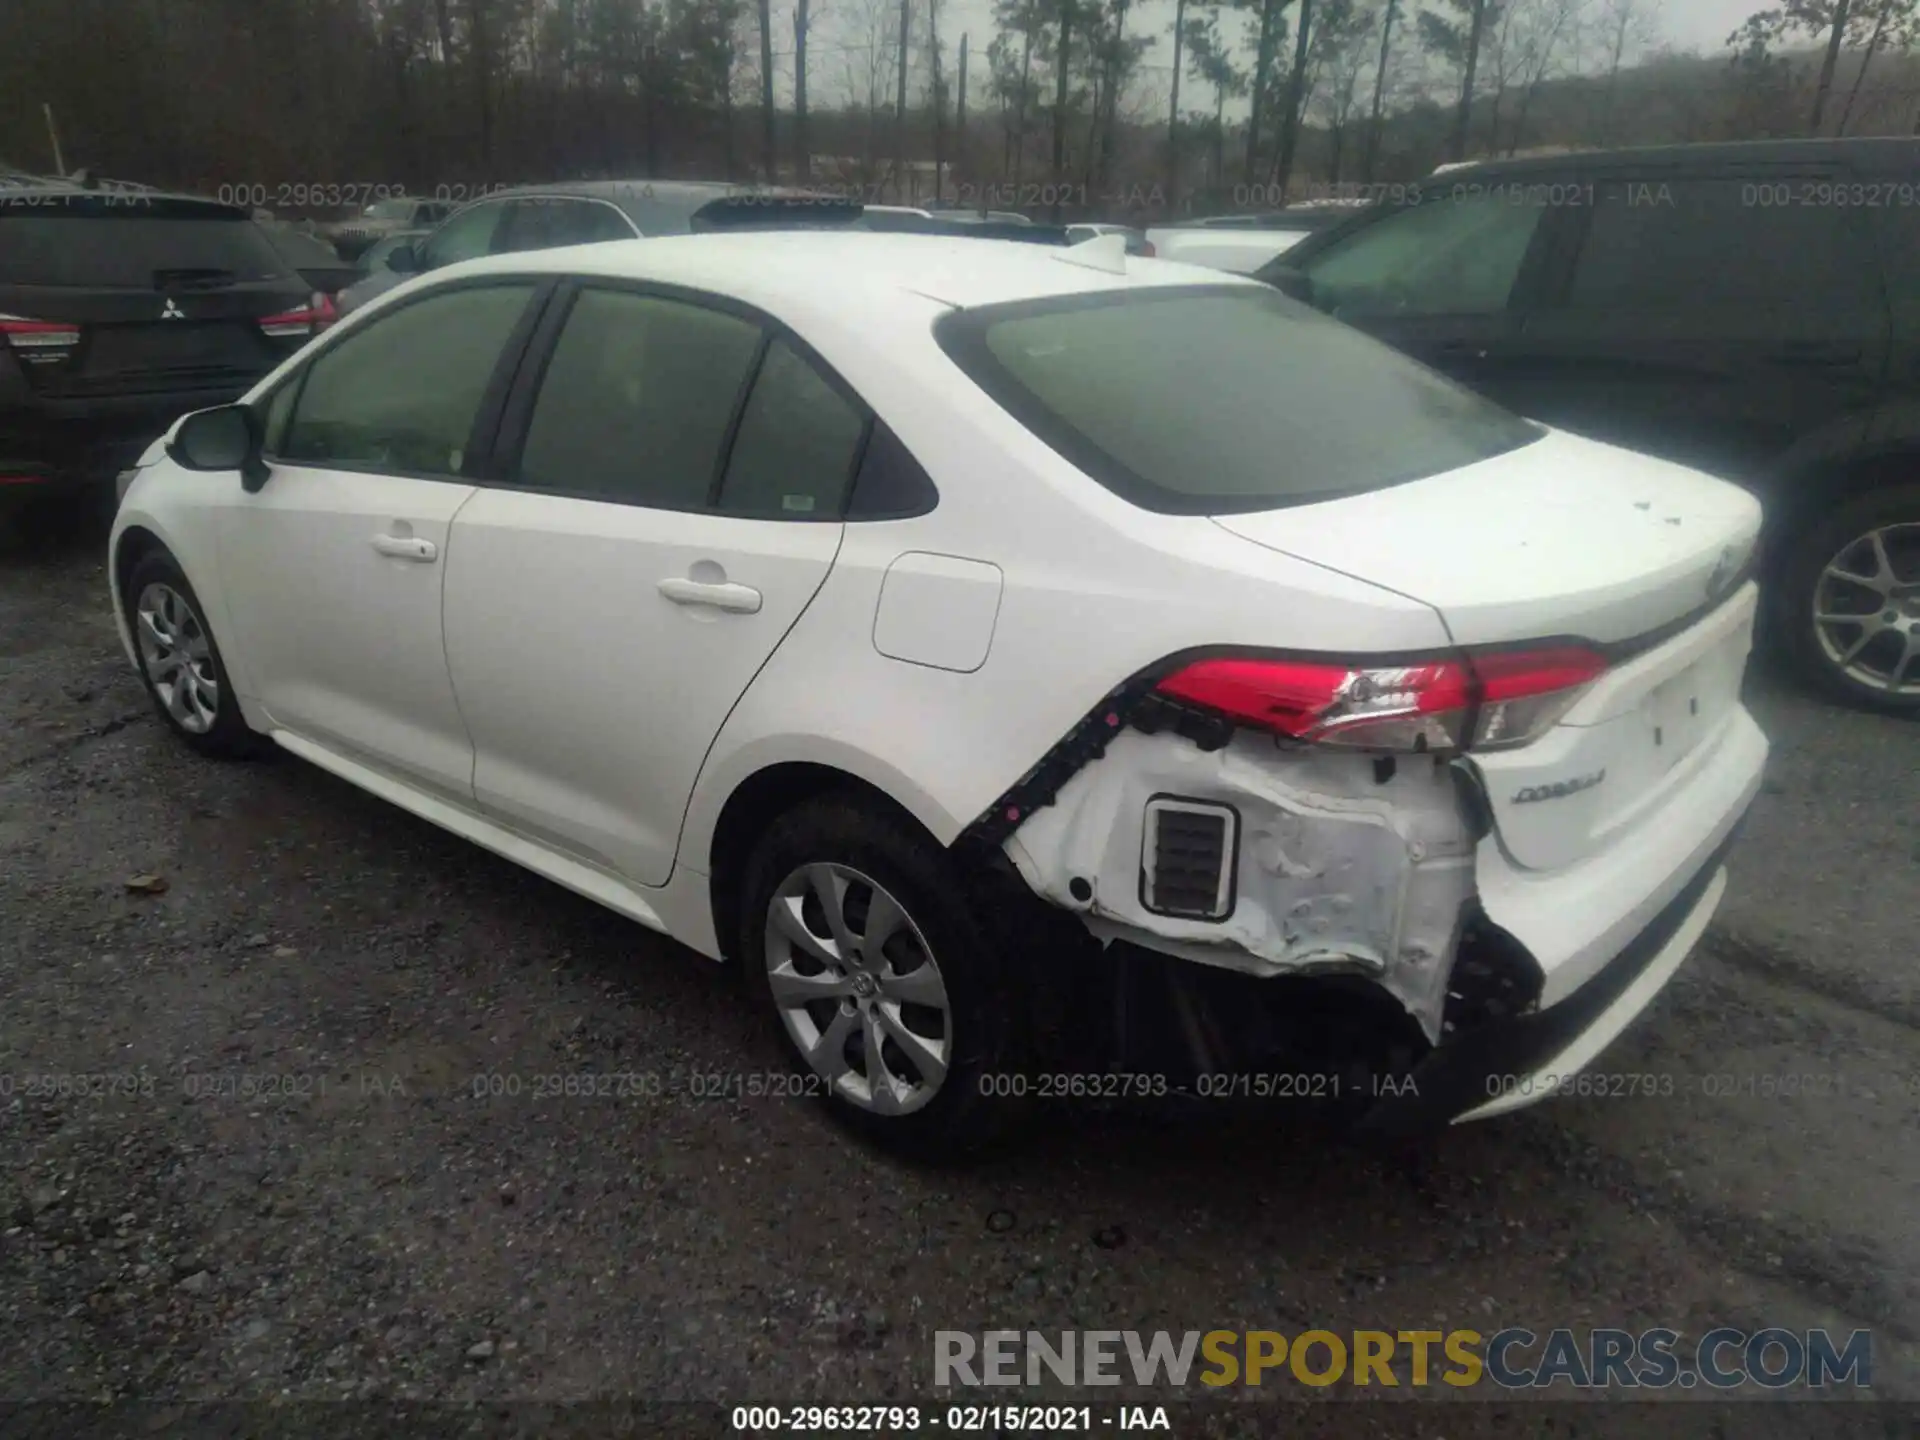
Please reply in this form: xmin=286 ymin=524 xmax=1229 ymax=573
xmin=0 ymin=206 xmax=290 ymax=287
xmin=935 ymin=285 xmax=1540 ymax=514
xmin=364 ymin=199 xmax=414 ymax=220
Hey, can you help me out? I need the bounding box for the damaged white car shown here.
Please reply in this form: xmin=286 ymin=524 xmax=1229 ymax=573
xmin=108 ymin=231 xmax=1768 ymax=1155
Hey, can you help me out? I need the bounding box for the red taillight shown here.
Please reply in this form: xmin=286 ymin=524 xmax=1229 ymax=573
xmin=1154 ymin=648 xmax=1607 ymax=754
xmin=1139 ymin=240 xmax=1157 ymax=257
xmin=0 ymin=312 xmax=81 ymax=363
xmin=259 ymin=291 xmax=336 ymax=339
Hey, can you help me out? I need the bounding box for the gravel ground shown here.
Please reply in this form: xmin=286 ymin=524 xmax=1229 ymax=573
xmin=1 ymin=513 xmax=1916 ymax=1435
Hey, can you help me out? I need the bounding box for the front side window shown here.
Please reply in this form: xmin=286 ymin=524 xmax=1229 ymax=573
xmin=281 ymin=283 xmax=535 ymax=475
xmin=516 ymin=288 xmax=763 ymax=507
xmin=1298 ymin=191 xmax=1548 ymax=318
xmin=938 ymin=285 xmax=1541 ymax=515
xmin=1561 ymin=177 xmax=1874 ymax=312
xmin=717 ymin=338 xmax=869 ymax=519
xmin=422 ymin=201 xmax=509 ymax=269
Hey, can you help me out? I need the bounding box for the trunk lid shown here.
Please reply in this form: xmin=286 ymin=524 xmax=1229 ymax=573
xmin=1212 ymin=429 xmax=1765 ymax=873
xmin=1 ymin=199 xmax=307 ymax=399
xmin=1210 ymin=429 xmax=1762 ymax=648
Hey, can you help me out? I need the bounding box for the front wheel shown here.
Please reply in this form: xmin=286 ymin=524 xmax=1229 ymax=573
xmin=1776 ymin=483 xmax=1920 ymax=714
xmin=124 ymin=550 xmax=269 ymax=758
xmin=737 ymin=796 xmax=1026 ymax=1158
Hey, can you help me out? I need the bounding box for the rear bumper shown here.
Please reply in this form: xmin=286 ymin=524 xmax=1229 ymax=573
xmin=1356 ymin=818 xmax=1743 ymax=1137
xmin=2 ymin=386 xmax=252 ymax=483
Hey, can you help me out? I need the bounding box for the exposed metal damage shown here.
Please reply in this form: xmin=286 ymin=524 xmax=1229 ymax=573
xmin=1001 ymin=728 xmax=1480 ymax=1044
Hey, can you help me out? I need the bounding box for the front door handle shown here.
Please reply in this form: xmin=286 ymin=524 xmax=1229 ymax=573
xmin=372 ymin=534 xmax=438 ymax=562
xmin=657 ymin=577 xmax=763 ymax=614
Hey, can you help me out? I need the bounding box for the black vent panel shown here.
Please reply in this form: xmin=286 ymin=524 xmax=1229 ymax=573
xmin=1140 ymin=798 xmax=1238 ymax=921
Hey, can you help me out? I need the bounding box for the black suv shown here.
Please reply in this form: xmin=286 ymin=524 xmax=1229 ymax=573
xmin=1263 ymin=138 xmax=1920 ymax=714
xmin=1 ymin=183 xmax=326 ymax=506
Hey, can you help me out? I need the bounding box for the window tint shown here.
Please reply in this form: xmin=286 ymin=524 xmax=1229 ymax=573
xmin=1299 ymin=191 xmax=1546 ymax=317
xmin=422 ymin=201 xmax=508 ymax=268
xmin=281 ymin=283 xmax=533 ymax=474
xmin=517 ymin=288 xmax=762 ymax=506
xmin=0 ymin=209 xmax=290 ymax=287
xmin=500 ymin=198 xmax=634 ymax=252
xmin=939 ymin=286 xmax=1540 ymax=515
xmin=718 ymin=338 xmax=868 ymax=518
xmin=846 ymin=422 xmax=938 ymax=519
xmin=1563 ymin=178 xmax=1874 ymax=310
xmin=260 ymin=379 xmax=299 ymax=455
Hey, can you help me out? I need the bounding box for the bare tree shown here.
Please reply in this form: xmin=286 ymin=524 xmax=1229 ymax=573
xmin=1308 ymin=0 xmax=1380 ymax=182
xmin=1594 ymin=0 xmax=1661 ymax=141
xmin=794 ymin=0 xmax=811 ymax=178
xmin=1420 ymin=0 xmax=1500 ymax=160
xmin=758 ymin=0 xmax=776 ymax=176
xmin=1362 ymin=0 xmax=1400 ymax=179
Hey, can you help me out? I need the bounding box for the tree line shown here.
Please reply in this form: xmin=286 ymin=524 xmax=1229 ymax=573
xmin=5 ymin=0 xmax=1920 ymax=220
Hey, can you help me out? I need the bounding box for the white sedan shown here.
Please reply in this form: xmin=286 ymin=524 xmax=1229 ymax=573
xmin=109 ymin=232 xmax=1768 ymax=1155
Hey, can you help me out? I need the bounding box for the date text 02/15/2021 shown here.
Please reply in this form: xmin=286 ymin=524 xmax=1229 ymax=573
xmin=729 ymin=1406 xmax=1173 ymax=1432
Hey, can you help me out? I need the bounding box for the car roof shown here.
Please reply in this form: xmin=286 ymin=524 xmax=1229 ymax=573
xmin=1436 ymin=136 xmax=1920 ymax=179
xmin=449 ymin=229 xmax=1258 ymax=310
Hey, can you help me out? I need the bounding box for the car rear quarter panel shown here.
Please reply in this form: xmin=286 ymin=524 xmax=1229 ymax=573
xmin=676 ymin=299 xmax=1454 ymax=872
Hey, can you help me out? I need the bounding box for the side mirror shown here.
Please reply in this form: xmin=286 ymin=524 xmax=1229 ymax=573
xmin=1265 ymin=264 xmax=1315 ymax=304
xmin=386 ymin=242 xmax=420 ymax=274
xmin=169 ymin=405 xmax=270 ymax=492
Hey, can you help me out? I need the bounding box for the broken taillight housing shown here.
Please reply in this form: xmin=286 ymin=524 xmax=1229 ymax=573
xmin=259 ymin=291 xmax=336 ymax=339
xmin=0 ymin=313 xmax=81 ymax=365
xmin=1153 ymin=647 xmax=1607 ymax=754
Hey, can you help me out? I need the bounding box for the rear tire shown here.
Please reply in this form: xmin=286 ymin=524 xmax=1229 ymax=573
xmin=1775 ymin=483 xmax=1920 ymax=715
xmin=124 ymin=550 xmax=270 ymax=759
xmin=736 ymin=795 xmax=1026 ymax=1160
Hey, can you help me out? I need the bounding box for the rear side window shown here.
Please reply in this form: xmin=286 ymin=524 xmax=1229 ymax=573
xmin=516 ymin=288 xmax=763 ymax=507
xmin=717 ymin=338 xmax=869 ymax=519
xmin=0 ymin=208 xmax=290 ymax=287
xmin=938 ymin=286 xmax=1540 ymax=515
xmin=282 ymin=283 xmax=535 ymax=475
xmin=1297 ymin=191 xmax=1547 ymax=318
xmin=1561 ymin=178 xmax=1876 ymax=311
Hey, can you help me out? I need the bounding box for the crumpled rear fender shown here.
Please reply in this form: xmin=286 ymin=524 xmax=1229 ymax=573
xmin=1001 ymin=728 xmax=1480 ymax=1044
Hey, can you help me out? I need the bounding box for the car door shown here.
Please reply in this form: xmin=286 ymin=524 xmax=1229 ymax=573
xmin=214 ymin=279 xmax=548 ymax=802
xmin=442 ymin=283 xmax=868 ymax=886
xmin=1285 ymin=186 xmax=1563 ymax=399
xmin=1504 ymin=169 xmax=1890 ymax=481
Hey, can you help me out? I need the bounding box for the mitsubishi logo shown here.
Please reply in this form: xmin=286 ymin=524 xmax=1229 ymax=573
xmin=161 ymin=298 xmax=185 ymax=320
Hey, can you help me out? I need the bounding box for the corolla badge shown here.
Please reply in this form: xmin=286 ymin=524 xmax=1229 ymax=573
xmin=1512 ymin=770 xmax=1607 ymax=804
xmin=161 ymin=298 xmax=185 ymax=319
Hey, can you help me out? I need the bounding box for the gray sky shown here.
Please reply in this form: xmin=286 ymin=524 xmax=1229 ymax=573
xmin=777 ymin=0 xmax=1765 ymax=114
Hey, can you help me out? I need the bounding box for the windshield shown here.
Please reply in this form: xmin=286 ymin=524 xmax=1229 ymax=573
xmin=935 ymin=285 xmax=1541 ymax=515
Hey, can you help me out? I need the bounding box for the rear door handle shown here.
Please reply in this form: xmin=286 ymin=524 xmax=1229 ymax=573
xmin=657 ymin=578 xmax=763 ymax=614
xmin=371 ymin=534 xmax=437 ymax=562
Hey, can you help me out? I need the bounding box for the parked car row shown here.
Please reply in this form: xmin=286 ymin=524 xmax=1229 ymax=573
xmin=1259 ymin=137 xmax=1920 ymax=714
xmin=1 ymin=178 xmax=336 ymax=515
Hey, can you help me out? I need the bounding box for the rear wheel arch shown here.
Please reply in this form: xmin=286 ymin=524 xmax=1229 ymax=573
xmin=706 ymin=762 xmax=945 ymax=964
xmin=1761 ymin=446 xmax=1919 ymax=557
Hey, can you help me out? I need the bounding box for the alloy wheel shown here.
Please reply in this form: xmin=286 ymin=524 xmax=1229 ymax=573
xmin=1812 ymin=522 xmax=1920 ymax=697
xmin=763 ymin=862 xmax=952 ymax=1116
xmin=135 ymin=582 xmax=220 ymax=734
